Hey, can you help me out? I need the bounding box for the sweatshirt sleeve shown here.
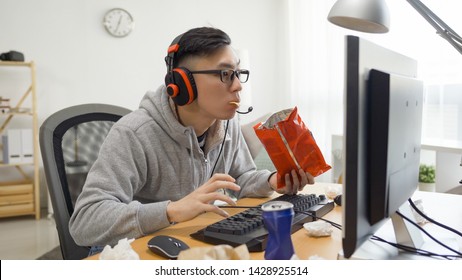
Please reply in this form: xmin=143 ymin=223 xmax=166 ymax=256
xmin=69 ymin=124 xmax=171 ymax=247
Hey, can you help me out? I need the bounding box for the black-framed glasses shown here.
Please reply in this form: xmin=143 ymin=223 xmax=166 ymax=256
xmin=189 ymin=69 xmax=250 ymax=84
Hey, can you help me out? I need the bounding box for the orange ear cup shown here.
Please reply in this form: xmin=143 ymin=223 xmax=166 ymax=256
xmin=165 ymin=67 xmax=197 ymax=106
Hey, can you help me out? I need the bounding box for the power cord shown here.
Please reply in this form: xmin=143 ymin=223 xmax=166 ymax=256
xmin=395 ymin=210 xmax=462 ymax=257
xmin=370 ymin=235 xmax=460 ymax=260
xmin=299 ymin=209 xmax=462 ymax=259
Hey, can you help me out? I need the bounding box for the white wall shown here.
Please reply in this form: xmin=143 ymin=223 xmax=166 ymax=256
xmin=0 ymin=0 xmax=290 ymax=124
xmin=1 ymin=0 xmax=293 ymax=206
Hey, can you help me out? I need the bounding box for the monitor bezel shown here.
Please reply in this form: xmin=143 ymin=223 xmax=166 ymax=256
xmin=342 ymin=35 xmax=420 ymax=258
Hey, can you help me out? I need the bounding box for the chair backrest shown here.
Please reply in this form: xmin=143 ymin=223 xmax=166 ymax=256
xmin=40 ymin=103 xmax=131 ymax=259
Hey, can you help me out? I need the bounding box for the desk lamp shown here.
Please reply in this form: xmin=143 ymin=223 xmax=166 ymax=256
xmin=328 ymin=0 xmax=462 ymax=186
xmin=328 ymin=0 xmax=390 ymax=33
xmin=328 ymin=0 xmax=462 ymax=54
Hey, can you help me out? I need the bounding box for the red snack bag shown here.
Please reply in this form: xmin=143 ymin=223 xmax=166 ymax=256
xmin=253 ymin=107 xmax=331 ymax=189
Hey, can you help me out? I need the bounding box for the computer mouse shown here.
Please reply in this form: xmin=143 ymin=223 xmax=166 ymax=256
xmin=334 ymin=194 xmax=342 ymax=206
xmin=147 ymin=235 xmax=190 ymax=259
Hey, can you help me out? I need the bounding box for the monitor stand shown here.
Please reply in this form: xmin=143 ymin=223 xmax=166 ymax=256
xmin=338 ymin=204 xmax=460 ymax=260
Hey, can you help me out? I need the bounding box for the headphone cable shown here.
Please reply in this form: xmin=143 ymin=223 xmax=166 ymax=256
xmin=210 ymin=120 xmax=230 ymax=180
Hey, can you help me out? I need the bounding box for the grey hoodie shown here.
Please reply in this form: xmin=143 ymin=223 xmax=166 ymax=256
xmin=69 ymin=85 xmax=274 ymax=246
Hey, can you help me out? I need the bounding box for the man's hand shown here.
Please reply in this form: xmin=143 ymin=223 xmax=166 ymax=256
xmin=269 ymin=169 xmax=315 ymax=195
xmin=166 ymin=173 xmax=240 ymax=223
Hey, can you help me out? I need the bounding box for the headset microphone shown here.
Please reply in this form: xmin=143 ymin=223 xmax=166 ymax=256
xmin=236 ymin=106 xmax=253 ymax=114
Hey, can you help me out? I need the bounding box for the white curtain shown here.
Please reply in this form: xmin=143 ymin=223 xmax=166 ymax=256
xmin=286 ymin=0 xmax=344 ymax=182
xmin=286 ymin=0 xmax=462 ymax=182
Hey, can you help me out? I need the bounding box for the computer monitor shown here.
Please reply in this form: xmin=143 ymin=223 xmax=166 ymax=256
xmin=341 ymin=35 xmax=426 ymax=259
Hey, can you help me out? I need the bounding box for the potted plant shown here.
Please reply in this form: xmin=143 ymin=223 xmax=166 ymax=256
xmin=418 ymin=164 xmax=436 ymax=192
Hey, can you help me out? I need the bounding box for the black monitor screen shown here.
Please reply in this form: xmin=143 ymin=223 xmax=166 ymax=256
xmin=342 ymin=35 xmax=424 ymax=259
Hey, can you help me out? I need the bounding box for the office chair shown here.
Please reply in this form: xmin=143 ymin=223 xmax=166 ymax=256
xmin=40 ymin=104 xmax=131 ymax=259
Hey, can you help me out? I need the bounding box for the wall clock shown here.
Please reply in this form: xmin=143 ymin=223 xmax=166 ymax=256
xmin=103 ymin=8 xmax=134 ymax=37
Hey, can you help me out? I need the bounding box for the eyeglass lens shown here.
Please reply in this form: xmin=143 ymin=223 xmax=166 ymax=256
xmin=221 ymin=70 xmax=249 ymax=83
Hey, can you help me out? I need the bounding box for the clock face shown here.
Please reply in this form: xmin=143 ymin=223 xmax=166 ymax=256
xmin=103 ymin=8 xmax=134 ymax=37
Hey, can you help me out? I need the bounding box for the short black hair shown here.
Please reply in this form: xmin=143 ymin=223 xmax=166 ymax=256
xmin=173 ymin=27 xmax=231 ymax=68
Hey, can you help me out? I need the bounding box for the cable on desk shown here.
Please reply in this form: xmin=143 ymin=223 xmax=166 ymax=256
xmin=408 ymin=198 xmax=462 ymax=238
xmin=300 ymin=210 xmax=462 ymax=259
xmin=295 ymin=210 xmax=342 ymax=230
xmin=395 ymin=210 xmax=462 ymax=257
xmin=218 ymin=205 xmax=260 ymax=209
xmin=218 ymin=203 xmax=462 ymax=259
xmin=370 ymin=235 xmax=461 ymax=260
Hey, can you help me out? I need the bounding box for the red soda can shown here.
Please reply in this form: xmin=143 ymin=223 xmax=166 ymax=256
xmin=262 ymin=201 xmax=295 ymax=260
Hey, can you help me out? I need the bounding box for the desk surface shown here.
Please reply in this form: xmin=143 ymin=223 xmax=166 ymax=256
xmin=87 ymin=182 xmax=462 ymax=260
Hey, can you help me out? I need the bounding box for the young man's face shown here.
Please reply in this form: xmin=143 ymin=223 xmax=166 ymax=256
xmin=186 ymin=46 xmax=244 ymax=121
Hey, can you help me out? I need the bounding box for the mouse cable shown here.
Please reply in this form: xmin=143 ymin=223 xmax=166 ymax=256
xmin=296 ymin=210 xmax=342 ymax=230
xmin=218 ymin=205 xmax=260 ymax=209
xmin=408 ymin=198 xmax=462 ymax=238
xmin=395 ymin=210 xmax=462 ymax=257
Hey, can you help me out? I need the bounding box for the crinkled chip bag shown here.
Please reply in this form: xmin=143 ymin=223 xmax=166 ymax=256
xmin=253 ymin=107 xmax=331 ymax=189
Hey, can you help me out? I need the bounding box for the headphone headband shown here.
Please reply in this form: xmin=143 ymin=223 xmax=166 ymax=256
xmin=165 ymin=33 xmax=183 ymax=73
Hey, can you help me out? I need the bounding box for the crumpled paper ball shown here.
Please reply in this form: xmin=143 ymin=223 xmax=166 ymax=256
xmin=290 ymin=254 xmax=300 ymax=260
xmin=411 ymin=199 xmax=428 ymax=225
xmin=99 ymin=238 xmax=140 ymax=260
xmin=308 ymin=255 xmax=326 ymax=260
xmin=303 ymin=220 xmax=334 ymax=237
xmin=178 ymin=244 xmax=250 ymax=260
xmin=325 ymin=185 xmax=342 ymax=200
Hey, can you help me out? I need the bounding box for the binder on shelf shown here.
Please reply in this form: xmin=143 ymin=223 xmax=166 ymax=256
xmin=2 ymin=134 xmax=8 ymax=164
xmin=7 ymin=129 xmax=22 ymax=163
xmin=21 ymin=129 xmax=33 ymax=164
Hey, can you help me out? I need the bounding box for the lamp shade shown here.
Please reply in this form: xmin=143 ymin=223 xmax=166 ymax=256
xmin=328 ymin=0 xmax=390 ymax=33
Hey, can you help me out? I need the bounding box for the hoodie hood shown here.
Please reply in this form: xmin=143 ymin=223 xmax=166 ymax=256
xmin=139 ymin=85 xmax=192 ymax=149
xmin=139 ymin=85 xmax=226 ymax=152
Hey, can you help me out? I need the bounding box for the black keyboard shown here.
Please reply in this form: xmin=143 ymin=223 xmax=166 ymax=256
xmin=190 ymin=193 xmax=335 ymax=252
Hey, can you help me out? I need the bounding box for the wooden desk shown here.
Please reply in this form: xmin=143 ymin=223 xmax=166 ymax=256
xmin=87 ymin=182 xmax=342 ymax=260
xmin=86 ymin=182 xmax=462 ymax=260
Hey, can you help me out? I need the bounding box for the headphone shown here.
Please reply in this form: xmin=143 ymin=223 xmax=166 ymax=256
xmin=164 ymin=33 xmax=198 ymax=106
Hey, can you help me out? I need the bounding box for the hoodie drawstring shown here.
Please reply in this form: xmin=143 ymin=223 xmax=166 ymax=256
xmin=187 ymin=134 xmax=196 ymax=189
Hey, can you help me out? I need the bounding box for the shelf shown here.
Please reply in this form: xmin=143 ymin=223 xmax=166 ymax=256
xmin=0 ymin=162 xmax=34 ymax=167
xmin=0 ymin=61 xmax=40 ymax=219
xmin=0 ymin=61 xmax=33 ymax=67
xmin=0 ymin=113 xmax=34 ymax=116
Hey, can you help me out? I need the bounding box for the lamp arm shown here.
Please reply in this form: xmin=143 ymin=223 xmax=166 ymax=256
xmin=406 ymin=0 xmax=462 ymax=55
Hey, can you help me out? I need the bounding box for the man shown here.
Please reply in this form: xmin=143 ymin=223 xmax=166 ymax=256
xmin=69 ymin=27 xmax=314 ymax=247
